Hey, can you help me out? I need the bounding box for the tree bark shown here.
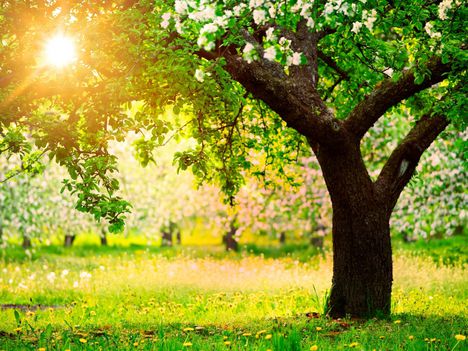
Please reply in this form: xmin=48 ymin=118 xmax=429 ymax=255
xmin=279 ymin=232 xmax=286 ymax=245
xmin=64 ymin=234 xmax=76 ymax=247
xmin=22 ymin=236 xmax=31 ymax=249
xmin=100 ymin=228 xmax=108 ymax=246
xmin=314 ymin=138 xmax=393 ymax=318
xmin=176 ymin=230 xmax=181 ymax=245
xmin=161 ymin=231 xmax=173 ymax=247
xmin=329 ymin=204 xmax=392 ymax=318
xmin=223 ymin=222 xmax=239 ymax=252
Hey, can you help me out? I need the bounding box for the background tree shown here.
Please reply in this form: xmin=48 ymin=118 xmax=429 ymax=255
xmin=0 ymin=1 xmax=466 ymax=318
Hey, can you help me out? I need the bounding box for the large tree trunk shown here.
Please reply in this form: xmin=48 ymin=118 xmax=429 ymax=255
xmin=314 ymin=139 xmax=393 ymax=318
xmin=329 ymin=205 xmax=392 ymax=318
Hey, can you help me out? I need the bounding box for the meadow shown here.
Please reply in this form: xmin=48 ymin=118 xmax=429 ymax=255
xmin=0 ymin=236 xmax=466 ymax=350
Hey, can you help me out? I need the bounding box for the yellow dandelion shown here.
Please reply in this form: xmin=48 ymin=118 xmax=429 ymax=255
xmin=430 ymin=338 xmax=436 ymax=342
xmin=26 ymin=311 xmax=35 ymax=317
xmin=90 ymin=310 xmax=96 ymax=316
xmin=310 ymin=345 xmax=318 ymax=351
xmin=455 ymin=335 xmax=466 ymax=341
xmin=349 ymin=342 xmax=359 ymax=348
xmin=223 ymin=335 xmax=228 ymax=340
xmin=79 ymin=338 xmax=87 ymax=344
xmin=409 ymin=335 xmax=414 ymax=340
xmin=14 ymin=327 xmax=22 ymax=333
xmin=265 ymin=334 xmax=272 ymax=340
xmin=256 ymin=330 xmax=267 ymax=335
xmin=224 ymin=341 xmax=231 ymax=345
xmin=394 ymin=320 xmax=401 ymax=324
xmin=316 ymin=326 xmax=322 ymax=331
xmin=38 ymin=348 xmax=46 ymax=351
xmin=133 ymin=341 xmax=139 ymax=346
xmin=183 ymin=327 xmax=194 ymax=332
xmin=183 ymin=342 xmax=193 ymax=347
xmin=242 ymin=333 xmax=252 ymax=336
xmin=379 ymin=336 xmax=385 ymax=339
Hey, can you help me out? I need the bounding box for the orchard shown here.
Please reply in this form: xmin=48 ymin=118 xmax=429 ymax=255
xmin=0 ymin=1 xmax=466 ymax=350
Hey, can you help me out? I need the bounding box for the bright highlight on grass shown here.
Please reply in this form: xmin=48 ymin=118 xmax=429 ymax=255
xmin=44 ymin=34 xmax=77 ymax=67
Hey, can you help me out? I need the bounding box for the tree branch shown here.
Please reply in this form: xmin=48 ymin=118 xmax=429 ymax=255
xmin=218 ymin=30 xmax=345 ymax=146
xmin=375 ymin=113 xmax=449 ymax=212
xmin=318 ymin=50 xmax=349 ymax=81
xmin=343 ymin=57 xmax=450 ymax=140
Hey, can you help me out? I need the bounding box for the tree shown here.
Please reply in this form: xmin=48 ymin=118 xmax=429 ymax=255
xmin=0 ymin=1 xmax=466 ymax=318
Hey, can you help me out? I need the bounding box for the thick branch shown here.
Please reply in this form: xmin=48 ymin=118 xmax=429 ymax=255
xmin=344 ymin=57 xmax=450 ymax=140
xmin=375 ymin=113 xmax=449 ymax=212
xmin=222 ymin=50 xmax=344 ymax=145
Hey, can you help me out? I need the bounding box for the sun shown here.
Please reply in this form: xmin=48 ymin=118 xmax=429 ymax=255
xmin=44 ymin=34 xmax=77 ymax=68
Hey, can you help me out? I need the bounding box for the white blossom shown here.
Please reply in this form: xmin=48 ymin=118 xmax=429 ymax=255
xmin=351 ymin=22 xmax=362 ymax=34
xmin=263 ymin=46 xmax=276 ymax=61
xmin=161 ymin=12 xmax=171 ymax=29
xmin=253 ymin=9 xmax=267 ymax=25
xmin=174 ymin=0 xmax=188 ymax=15
xmin=438 ymin=0 xmax=453 ymax=20
xmin=195 ymin=69 xmax=205 ymax=82
xmin=265 ymin=27 xmax=276 ymax=42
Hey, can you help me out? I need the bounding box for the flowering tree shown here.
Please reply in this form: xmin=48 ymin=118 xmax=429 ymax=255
xmin=0 ymin=1 xmax=466 ymax=318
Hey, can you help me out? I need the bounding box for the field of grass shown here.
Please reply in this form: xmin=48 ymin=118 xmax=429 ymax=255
xmin=0 ymin=239 xmax=467 ymax=350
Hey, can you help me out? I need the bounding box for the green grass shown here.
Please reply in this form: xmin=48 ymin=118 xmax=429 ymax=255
xmin=0 ymin=238 xmax=467 ymax=350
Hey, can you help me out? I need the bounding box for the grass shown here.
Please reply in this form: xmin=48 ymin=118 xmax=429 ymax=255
xmin=0 ymin=237 xmax=466 ymax=350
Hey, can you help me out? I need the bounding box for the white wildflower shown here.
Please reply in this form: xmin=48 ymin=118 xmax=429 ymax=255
xmin=46 ymin=272 xmax=56 ymax=284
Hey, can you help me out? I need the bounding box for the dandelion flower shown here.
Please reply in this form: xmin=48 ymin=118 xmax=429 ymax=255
xmin=409 ymin=335 xmax=414 ymax=340
xmin=224 ymin=341 xmax=231 ymax=345
xmin=183 ymin=327 xmax=194 ymax=332
xmin=133 ymin=341 xmax=139 ymax=346
xmin=38 ymin=348 xmax=46 ymax=351
xmin=394 ymin=320 xmax=401 ymax=324
xmin=242 ymin=333 xmax=252 ymax=336
xmin=183 ymin=342 xmax=193 ymax=347
xmin=349 ymin=342 xmax=359 ymax=348
xmin=310 ymin=346 xmax=318 ymax=351
xmin=455 ymin=335 xmax=466 ymax=341
xmin=316 ymin=327 xmax=322 ymax=331
xmin=79 ymin=338 xmax=87 ymax=343
xmin=265 ymin=334 xmax=272 ymax=340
